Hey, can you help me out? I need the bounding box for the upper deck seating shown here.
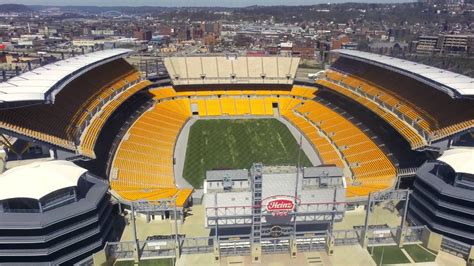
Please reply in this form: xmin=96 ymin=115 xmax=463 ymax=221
xmin=316 ymin=78 xmax=426 ymax=149
xmin=79 ymin=80 xmax=152 ymax=158
xmin=0 ymin=58 xmax=137 ymax=151
xmin=329 ymin=58 xmax=474 ymax=141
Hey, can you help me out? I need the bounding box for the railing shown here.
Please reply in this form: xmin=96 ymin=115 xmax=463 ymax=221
xmin=261 ymin=237 xmax=291 ymax=254
xmin=101 ymin=226 xmax=429 ymax=261
xmin=180 ymin=236 xmax=214 ymax=254
xmin=73 ymin=255 xmax=94 ymax=266
xmin=323 ymin=77 xmax=430 ymax=147
xmin=105 ymin=241 xmax=136 ymax=261
xmin=139 ymin=240 xmax=176 ymax=258
xmin=332 ymin=229 xmax=361 ymax=246
xmin=403 ymin=226 xmax=424 ymax=244
xmin=219 ymin=239 xmax=251 ymax=256
xmin=0 ymin=204 xmax=110 ymax=243
xmin=41 ymin=194 xmax=76 ymax=212
xmin=2 ymin=208 xmax=40 ymax=213
xmin=411 ymin=193 xmax=474 ymax=227
xmin=295 ymin=235 xmax=326 ymax=252
xmin=397 ymin=168 xmax=418 ymax=177
xmin=413 ymin=182 xmax=474 ymax=215
xmin=74 ymin=78 xmax=142 ymax=144
xmin=441 ymin=236 xmax=472 ymax=259
xmin=367 ymin=227 xmax=398 ymax=246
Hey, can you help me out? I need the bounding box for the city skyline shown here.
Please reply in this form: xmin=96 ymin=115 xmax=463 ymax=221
xmin=3 ymin=0 xmax=415 ymax=7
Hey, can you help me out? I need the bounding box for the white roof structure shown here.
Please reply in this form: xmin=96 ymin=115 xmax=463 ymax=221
xmin=438 ymin=148 xmax=474 ymax=175
xmin=332 ymin=49 xmax=474 ymax=98
xmin=0 ymin=49 xmax=132 ymax=103
xmin=0 ymin=160 xmax=87 ymax=200
xmin=165 ymin=56 xmax=300 ymax=85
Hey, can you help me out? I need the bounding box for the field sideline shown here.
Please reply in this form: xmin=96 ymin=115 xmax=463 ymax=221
xmin=182 ymin=118 xmax=312 ymax=188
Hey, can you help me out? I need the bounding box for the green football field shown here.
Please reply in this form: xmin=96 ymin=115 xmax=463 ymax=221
xmin=182 ymin=119 xmax=312 ymax=188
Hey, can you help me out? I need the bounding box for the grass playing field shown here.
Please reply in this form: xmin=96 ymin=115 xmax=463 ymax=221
xmin=403 ymin=245 xmax=437 ymax=262
xmin=368 ymin=246 xmax=411 ymax=265
xmin=182 ymin=118 xmax=312 ymax=188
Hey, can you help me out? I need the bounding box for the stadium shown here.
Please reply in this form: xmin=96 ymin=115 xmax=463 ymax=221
xmin=0 ymin=49 xmax=473 ymax=265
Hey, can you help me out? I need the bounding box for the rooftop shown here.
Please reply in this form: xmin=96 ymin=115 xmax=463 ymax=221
xmin=206 ymin=169 xmax=249 ymax=181
xmin=0 ymin=49 xmax=132 ymax=103
xmin=332 ymin=49 xmax=474 ymax=98
xmin=0 ymin=160 xmax=87 ymax=200
xmin=437 ymin=147 xmax=474 ymax=175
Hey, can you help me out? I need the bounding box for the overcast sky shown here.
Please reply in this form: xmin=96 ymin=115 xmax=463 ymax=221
xmin=1 ymin=0 xmax=415 ymax=7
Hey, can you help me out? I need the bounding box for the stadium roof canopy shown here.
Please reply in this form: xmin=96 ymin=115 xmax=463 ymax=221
xmin=438 ymin=148 xmax=474 ymax=175
xmin=164 ymin=55 xmax=300 ymax=86
xmin=0 ymin=160 xmax=87 ymax=200
xmin=332 ymin=49 xmax=474 ymax=99
xmin=0 ymin=49 xmax=132 ymax=103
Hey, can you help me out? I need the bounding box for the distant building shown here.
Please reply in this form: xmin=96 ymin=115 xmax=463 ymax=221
xmin=203 ymin=33 xmax=218 ymax=46
xmin=91 ymin=29 xmax=115 ymax=36
xmin=388 ymin=28 xmax=411 ymax=40
xmin=192 ymin=27 xmax=204 ymax=40
xmin=133 ymin=30 xmax=152 ymax=41
xmin=157 ymin=26 xmax=173 ymax=36
xmin=176 ymin=27 xmax=192 ymax=42
xmin=341 ymin=42 xmax=358 ymax=50
xmin=415 ymin=36 xmax=439 ymax=54
xmin=330 ymin=35 xmax=351 ymax=50
xmin=200 ymin=21 xmax=222 ymax=36
xmin=437 ymin=34 xmax=473 ymax=55
xmin=369 ymin=41 xmax=408 ymax=55
xmin=413 ymin=34 xmax=474 ymax=55
xmin=292 ymin=46 xmax=315 ymax=59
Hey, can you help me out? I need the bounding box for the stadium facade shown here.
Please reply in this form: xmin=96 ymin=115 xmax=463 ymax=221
xmin=408 ymin=148 xmax=474 ymax=245
xmin=0 ymin=161 xmax=112 ymax=265
xmin=203 ymin=164 xmax=346 ymax=236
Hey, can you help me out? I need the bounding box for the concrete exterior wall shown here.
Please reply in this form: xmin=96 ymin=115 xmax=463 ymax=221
xmin=0 ymin=148 xmax=6 ymax=174
xmin=165 ymin=56 xmax=300 ymax=85
xmin=92 ymin=249 xmax=108 ymax=266
xmin=468 ymin=246 xmax=474 ymax=266
xmin=421 ymin=226 xmax=443 ymax=252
